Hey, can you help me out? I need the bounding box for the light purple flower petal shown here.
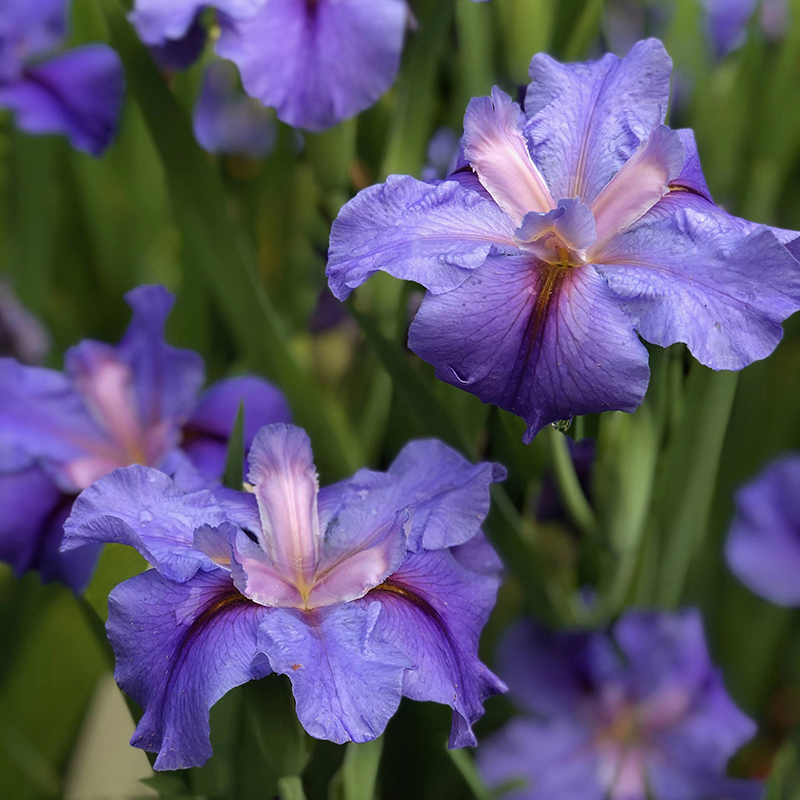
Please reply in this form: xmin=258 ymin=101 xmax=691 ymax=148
xmin=409 ymin=255 xmax=651 ymax=442
xmin=702 ymin=0 xmax=757 ymax=58
xmin=0 ymin=0 xmax=67 ymax=79
xmin=340 ymin=439 xmax=506 ymax=552
xmin=247 ymin=424 xmax=322 ymax=588
xmin=229 ymin=524 xmax=307 ymax=607
xmin=373 ymin=548 xmax=506 ymax=747
xmin=496 ymin=619 xmax=600 ymax=718
xmin=216 ymin=0 xmax=409 ymax=131
xmin=326 ymin=175 xmax=516 ymax=300
xmin=148 ymin=14 xmax=207 ymax=71
xmin=595 ymin=198 xmax=800 ymax=370
xmin=183 ymin=374 xmax=291 ymax=480
xmin=671 ymin=129 xmax=714 ymax=201
xmin=107 ymin=568 xmax=270 ymax=770
xmin=257 ymin=601 xmax=411 ymax=743
xmin=516 ymin=199 xmax=597 ymax=259
xmin=0 ymin=466 xmax=95 ymax=591
xmin=450 ymin=530 xmax=505 ymax=578
xmin=589 ymin=125 xmax=684 ymax=250
xmin=193 ymin=60 xmax=277 ymax=158
xmin=0 ymin=46 xmax=124 ymax=156
xmin=310 ymin=510 xmax=409 ymax=608
xmin=130 ymin=0 xmax=263 ymax=45
xmin=726 ymin=455 xmax=800 ymax=605
xmin=613 ymin=610 xmax=714 ymax=700
xmin=0 ymin=358 xmax=106 ymax=477
xmin=114 ymin=285 xmax=205 ymax=432
xmin=524 ymin=38 xmax=672 ymax=205
xmin=478 ymin=717 xmax=604 ymax=800
xmin=480 ymin=610 xmax=761 ymax=800
xmin=463 ymin=87 xmax=554 ymax=225
xmin=62 ymin=466 xmax=227 ymax=582
xmin=0 ymin=280 xmax=51 ymax=364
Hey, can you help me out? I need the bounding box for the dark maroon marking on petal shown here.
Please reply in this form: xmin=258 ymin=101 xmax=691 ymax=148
xmin=504 ymin=261 xmax=570 ymax=417
xmin=171 ymin=587 xmax=253 ymax=669
xmin=666 ymin=183 xmax=707 ymax=198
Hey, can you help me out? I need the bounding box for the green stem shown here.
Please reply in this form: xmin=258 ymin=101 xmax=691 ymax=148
xmin=548 ymin=428 xmax=597 ymax=537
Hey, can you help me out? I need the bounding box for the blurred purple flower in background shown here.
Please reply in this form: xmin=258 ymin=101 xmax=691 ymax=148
xmin=327 ymin=39 xmax=800 ymax=442
xmin=478 ymin=611 xmax=762 ymax=800
xmin=131 ymin=0 xmax=488 ymax=132
xmin=726 ymin=455 xmax=800 ymax=605
xmin=0 ymin=0 xmax=124 ymax=155
xmin=193 ymin=60 xmax=276 ymax=158
xmin=0 ymin=281 xmax=50 ymax=365
xmin=0 ymin=285 xmax=290 ymax=592
xmin=702 ymin=0 xmax=788 ymax=58
xmin=62 ymin=425 xmax=507 ymax=769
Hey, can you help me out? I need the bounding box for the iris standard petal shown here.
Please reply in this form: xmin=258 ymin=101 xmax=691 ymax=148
xmin=726 ymin=456 xmax=800 ymax=605
xmin=229 ymin=525 xmax=307 ymax=608
xmin=115 ymin=286 xmax=205 ymax=432
xmin=216 ymin=0 xmax=408 ymax=131
xmin=309 ymin=510 xmax=409 ymax=609
xmin=589 ymin=125 xmax=685 ymax=251
xmin=524 ymin=38 xmax=672 ymax=205
xmin=478 ymin=717 xmax=605 ymax=800
xmin=182 ymin=375 xmax=292 ymax=480
xmin=62 ymin=466 xmax=227 ymax=582
xmin=372 ymin=548 xmax=506 ymax=747
xmin=327 ymin=175 xmax=516 ymax=300
xmin=595 ymin=199 xmax=800 ymax=371
xmin=338 ymin=439 xmax=506 ymax=552
xmin=107 ymin=568 xmax=270 ymax=770
xmin=409 ymin=255 xmax=651 ymax=442
xmin=129 ymin=0 xmax=263 ymax=45
xmin=0 ymin=46 xmax=124 ymax=156
xmin=247 ymin=424 xmax=322 ymax=588
xmin=463 ymin=87 xmax=554 ymax=224
xmin=257 ymin=601 xmax=411 ymax=743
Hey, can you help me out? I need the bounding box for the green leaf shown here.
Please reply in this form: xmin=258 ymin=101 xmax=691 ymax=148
xmin=651 ymin=365 xmax=739 ymax=608
xmin=223 ymin=401 xmax=246 ymax=491
xmin=445 ymin=747 xmax=492 ymax=800
xmin=341 ymin=738 xmax=384 ymax=800
xmin=232 ymin=677 xmax=310 ymax=798
xmin=279 ymin=776 xmax=308 ymax=800
xmin=349 ymin=305 xmax=472 ymax=456
xmin=96 ymin=0 xmax=361 ymax=481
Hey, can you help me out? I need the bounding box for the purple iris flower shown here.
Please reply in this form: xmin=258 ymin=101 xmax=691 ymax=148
xmin=702 ymin=0 xmax=788 ymax=58
xmin=726 ymin=455 xmax=800 ymax=606
xmin=62 ymin=424 xmax=507 ymax=769
xmin=0 ymin=0 xmax=124 ymax=155
xmin=131 ymin=0 xmax=485 ymax=132
xmin=326 ymin=39 xmax=800 ymax=443
xmin=0 ymin=285 xmax=290 ymax=593
xmin=193 ymin=60 xmax=276 ymax=158
xmin=478 ymin=611 xmax=762 ymax=800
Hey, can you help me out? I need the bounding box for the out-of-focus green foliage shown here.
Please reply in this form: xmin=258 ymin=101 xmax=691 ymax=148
xmin=2 ymin=0 xmax=800 ymax=796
